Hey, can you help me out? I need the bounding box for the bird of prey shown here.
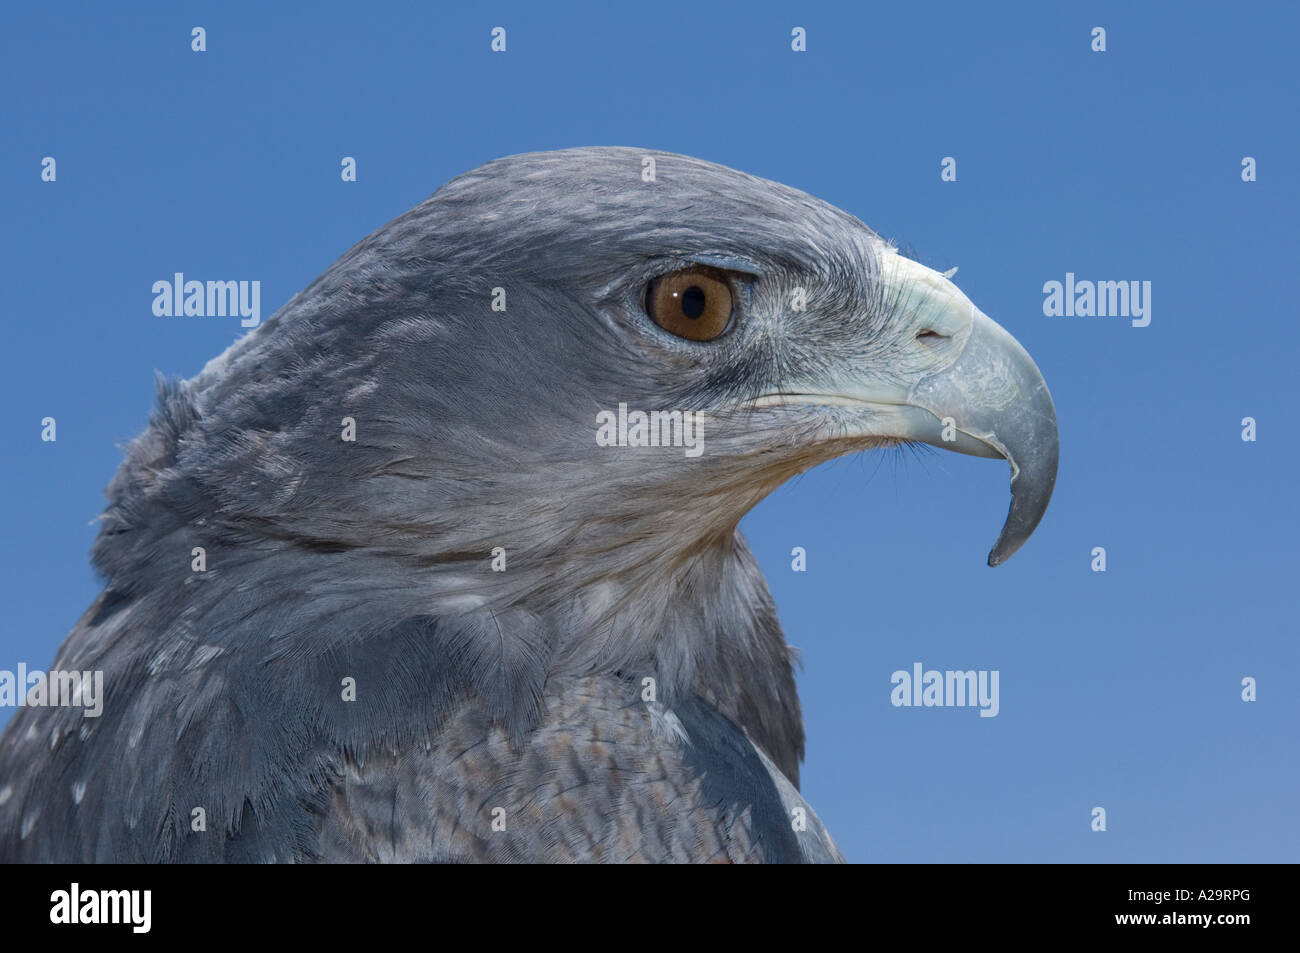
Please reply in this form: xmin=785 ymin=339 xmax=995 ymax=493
xmin=0 ymin=148 xmax=1057 ymax=863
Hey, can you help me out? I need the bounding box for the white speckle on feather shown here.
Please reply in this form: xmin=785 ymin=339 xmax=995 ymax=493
xmin=647 ymin=702 xmax=690 ymax=746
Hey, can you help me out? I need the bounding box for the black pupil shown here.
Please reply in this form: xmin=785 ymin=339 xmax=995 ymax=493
xmin=680 ymin=285 xmax=706 ymax=319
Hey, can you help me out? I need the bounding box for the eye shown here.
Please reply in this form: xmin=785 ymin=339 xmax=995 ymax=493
xmin=645 ymin=267 xmax=734 ymax=341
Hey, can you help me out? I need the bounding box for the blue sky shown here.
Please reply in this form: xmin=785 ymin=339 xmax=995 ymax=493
xmin=1 ymin=2 xmax=1296 ymax=862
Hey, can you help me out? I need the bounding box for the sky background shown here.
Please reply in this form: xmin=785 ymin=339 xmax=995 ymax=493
xmin=1 ymin=2 xmax=1296 ymax=862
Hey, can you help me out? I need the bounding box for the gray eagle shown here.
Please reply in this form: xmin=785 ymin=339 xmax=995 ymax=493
xmin=0 ymin=148 xmax=1057 ymax=862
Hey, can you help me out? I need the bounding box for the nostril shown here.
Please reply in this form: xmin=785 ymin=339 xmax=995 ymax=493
xmin=916 ymin=329 xmax=947 ymax=345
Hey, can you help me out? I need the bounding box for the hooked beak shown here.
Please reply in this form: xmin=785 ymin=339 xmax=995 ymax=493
xmin=903 ymin=304 xmax=1059 ymax=566
xmin=757 ymin=252 xmax=1059 ymax=566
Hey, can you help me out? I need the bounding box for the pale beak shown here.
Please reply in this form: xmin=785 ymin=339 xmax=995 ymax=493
xmin=757 ymin=252 xmax=1059 ymax=566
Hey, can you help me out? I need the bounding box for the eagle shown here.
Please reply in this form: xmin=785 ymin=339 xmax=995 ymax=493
xmin=0 ymin=148 xmax=1057 ymax=862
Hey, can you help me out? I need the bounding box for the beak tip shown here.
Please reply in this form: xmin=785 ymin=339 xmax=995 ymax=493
xmin=986 ymin=458 xmax=1057 ymax=568
xmin=986 ymin=542 xmax=1015 ymax=568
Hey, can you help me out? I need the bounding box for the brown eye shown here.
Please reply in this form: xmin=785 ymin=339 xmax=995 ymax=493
xmin=646 ymin=268 xmax=734 ymax=341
